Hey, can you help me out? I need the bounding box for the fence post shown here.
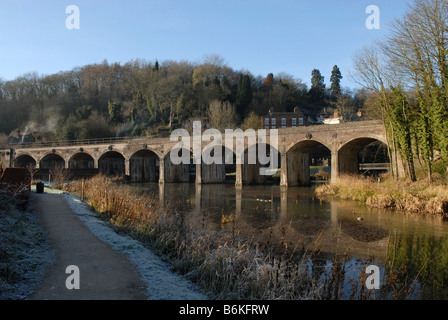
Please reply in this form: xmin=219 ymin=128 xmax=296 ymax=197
xmin=81 ymin=178 xmax=85 ymax=201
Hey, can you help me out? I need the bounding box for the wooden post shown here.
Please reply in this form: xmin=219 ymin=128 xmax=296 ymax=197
xmin=81 ymin=178 xmax=85 ymax=201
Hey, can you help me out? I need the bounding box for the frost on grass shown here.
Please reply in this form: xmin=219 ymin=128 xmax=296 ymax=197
xmin=56 ymin=188 xmax=207 ymax=300
xmin=0 ymin=196 xmax=54 ymax=300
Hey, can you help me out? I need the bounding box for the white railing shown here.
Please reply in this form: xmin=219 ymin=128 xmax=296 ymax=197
xmin=359 ymin=163 xmax=390 ymax=170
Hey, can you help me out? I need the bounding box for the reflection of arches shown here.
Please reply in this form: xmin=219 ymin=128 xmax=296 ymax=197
xmin=40 ymin=153 xmax=65 ymax=170
xmin=339 ymin=219 xmax=388 ymax=242
xmin=243 ymin=143 xmax=280 ymax=185
xmin=291 ymin=217 xmax=331 ymax=236
xmin=200 ymin=145 xmax=236 ymax=184
xmin=130 ymin=149 xmax=159 ymax=182
xmin=164 ymin=148 xmax=194 ymax=183
xmin=15 ymin=154 xmax=37 ymax=168
xmin=287 ymin=140 xmax=331 ymax=186
xmin=69 ymin=152 xmax=94 ymax=169
xmin=99 ymin=151 xmax=125 ymax=176
xmin=338 ymin=137 xmax=389 ymax=175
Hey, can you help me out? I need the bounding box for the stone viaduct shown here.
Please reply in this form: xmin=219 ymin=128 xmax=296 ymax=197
xmin=0 ymin=120 xmax=392 ymax=187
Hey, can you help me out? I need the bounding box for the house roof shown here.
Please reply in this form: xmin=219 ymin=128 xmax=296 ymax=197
xmin=265 ymin=111 xmax=304 ymax=118
xmin=264 ymin=107 xmax=305 ymax=118
xmin=9 ymin=129 xmax=21 ymax=138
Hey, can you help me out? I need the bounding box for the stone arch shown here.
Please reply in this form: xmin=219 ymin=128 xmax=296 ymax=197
xmin=14 ymin=154 xmax=37 ymax=169
xmin=338 ymin=137 xmax=390 ymax=175
xmin=40 ymin=153 xmax=65 ymax=170
xmin=339 ymin=134 xmax=388 ymax=150
xmin=98 ymin=151 xmax=125 ymax=177
xmin=285 ymin=137 xmax=331 ymax=155
xmin=68 ymin=152 xmax=95 ymax=169
xmin=286 ymin=139 xmax=332 ymax=186
xmin=243 ymin=143 xmax=280 ymax=185
xmin=130 ymin=149 xmax=160 ymax=182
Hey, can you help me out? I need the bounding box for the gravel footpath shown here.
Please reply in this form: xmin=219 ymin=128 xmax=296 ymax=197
xmin=2 ymin=185 xmax=207 ymax=300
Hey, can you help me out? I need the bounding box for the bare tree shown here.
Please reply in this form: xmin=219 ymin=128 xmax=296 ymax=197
xmin=26 ymin=164 xmax=38 ymax=184
xmin=208 ymin=100 xmax=237 ymax=130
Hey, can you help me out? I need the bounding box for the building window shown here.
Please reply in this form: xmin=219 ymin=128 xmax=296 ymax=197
xmin=265 ymin=118 xmax=269 ymax=125
xmin=282 ymin=126 xmax=286 ymax=128
xmin=271 ymin=118 xmax=276 ymax=125
xmin=299 ymin=118 xmax=304 ymax=126
xmin=292 ymin=118 xmax=297 ymax=126
xmin=272 ymin=125 xmax=276 ymax=129
xmin=281 ymin=118 xmax=286 ymax=125
xmin=265 ymin=126 xmax=270 ymax=130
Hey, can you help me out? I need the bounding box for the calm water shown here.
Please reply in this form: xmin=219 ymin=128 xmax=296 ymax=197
xmin=129 ymin=182 xmax=448 ymax=299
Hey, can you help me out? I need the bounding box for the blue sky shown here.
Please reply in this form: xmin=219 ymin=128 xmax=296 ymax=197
xmin=0 ymin=0 xmax=410 ymax=89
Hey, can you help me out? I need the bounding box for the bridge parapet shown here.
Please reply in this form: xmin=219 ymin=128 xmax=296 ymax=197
xmin=0 ymin=136 xmax=171 ymax=150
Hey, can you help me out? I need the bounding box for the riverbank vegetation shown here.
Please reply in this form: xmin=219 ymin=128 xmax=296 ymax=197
xmin=61 ymin=175 xmax=380 ymax=300
xmin=315 ymin=174 xmax=448 ymax=215
xmin=57 ymin=175 xmax=448 ymax=299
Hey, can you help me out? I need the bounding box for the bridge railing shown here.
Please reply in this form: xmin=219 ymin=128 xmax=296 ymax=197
xmin=0 ymin=136 xmax=141 ymax=150
xmin=359 ymin=163 xmax=390 ymax=170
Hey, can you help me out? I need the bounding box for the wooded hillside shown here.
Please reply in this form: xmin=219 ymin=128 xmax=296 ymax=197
xmin=0 ymin=55 xmax=370 ymax=143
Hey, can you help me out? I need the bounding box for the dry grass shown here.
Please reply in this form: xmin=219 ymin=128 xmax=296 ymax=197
xmin=49 ymin=167 xmax=70 ymax=189
xmin=315 ymin=174 xmax=448 ymax=215
xmin=62 ymin=175 xmax=377 ymax=300
xmin=0 ymin=184 xmax=52 ymax=299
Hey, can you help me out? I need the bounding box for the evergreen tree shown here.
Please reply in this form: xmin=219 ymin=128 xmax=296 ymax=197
xmin=330 ymin=65 xmax=343 ymax=99
xmin=309 ymin=69 xmax=326 ymax=113
xmin=108 ymin=101 xmax=123 ymax=124
xmin=236 ymin=74 xmax=253 ymax=118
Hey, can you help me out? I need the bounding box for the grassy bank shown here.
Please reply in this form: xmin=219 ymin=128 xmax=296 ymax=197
xmin=0 ymin=185 xmax=53 ymax=299
xmin=61 ymin=175 xmax=377 ymax=300
xmin=315 ymin=174 xmax=448 ymax=215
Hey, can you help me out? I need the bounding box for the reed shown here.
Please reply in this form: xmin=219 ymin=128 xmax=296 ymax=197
xmin=315 ymin=174 xmax=448 ymax=215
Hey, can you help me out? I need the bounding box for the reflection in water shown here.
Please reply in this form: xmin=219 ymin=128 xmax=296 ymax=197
xmin=129 ymin=182 xmax=448 ymax=299
xmin=382 ymin=233 xmax=448 ymax=299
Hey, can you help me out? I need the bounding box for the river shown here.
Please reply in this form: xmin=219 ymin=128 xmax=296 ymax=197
xmin=128 ymin=182 xmax=448 ymax=299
